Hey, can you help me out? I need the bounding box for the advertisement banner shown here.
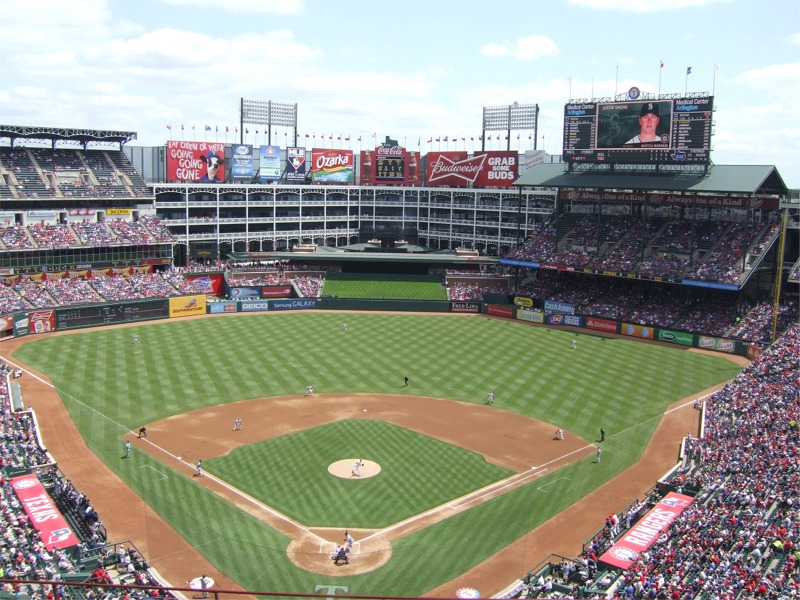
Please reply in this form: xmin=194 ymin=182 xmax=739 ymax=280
xmin=208 ymin=301 xmax=238 ymax=314
xmin=270 ymin=298 xmax=318 ymax=311
xmin=544 ymin=299 xmax=576 ymax=315
xmin=166 ymin=141 xmax=225 ymax=183
xmin=451 ymin=302 xmax=481 ymax=313
xmin=426 ymin=151 xmax=517 ymax=188
xmin=599 ymin=492 xmax=693 ymax=570
xmin=11 ymin=474 xmax=79 ymax=550
xmin=472 ymin=151 xmax=518 ymax=187
xmin=240 ymin=300 xmax=270 ymax=312
xmin=586 ymin=317 xmax=618 ymax=334
xmin=105 ymin=208 xmax=130 ymax=216
xmin=229 ymin=286 xmax=261 ymax=299
xmin=168 ymin=295 xmax=206 ymax=318
xmin=621 ymin=323 xmax=655 ymax=339
xmin=230 ymin=144 xmax=254 ymax=181
xmin=426 ymin=151 xmax=477 ymax=187
xmin=657 ymin=329 xmax=694 ymax=346
xmin=261 ymin=285 xmax=293 ymax=298
xmin=697 ymin=336 xmax=736 ymax=353
xmin=256 ymin=145 xmax=281 ymax=182
xmin=517 ymin=308 xmax=544 ymax=323
xmin=0 ymin=315 xmax=13 ymax=332
xmin=286 ymin=147 xmax=307 ymax=184
xmin=360 ymin=146 xmax=419 ymax=186
xmin=487 ymin=304 xmax=514 ymax=318
xmin=13 ymin=313 xmax=29 ymax=337
xmin=545 ymin=313 xmax=584 ymax=327
xmin=513 ymin=296 xmax=534 ymax=308
xmin=30 ymin=310 xmax=54 ymax=334
xmin=311 ymin=148 xmax=354 ymax=184
xmin=184 ymin=274 xmax=224 ymax=296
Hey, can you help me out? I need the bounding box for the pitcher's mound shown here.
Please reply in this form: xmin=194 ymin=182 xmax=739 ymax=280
xmin=328 ymin=459 xmax=381 ymax=479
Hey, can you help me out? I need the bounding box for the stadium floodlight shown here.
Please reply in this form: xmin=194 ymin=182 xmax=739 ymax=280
xmin=240 ymin=99 xmax=298 ymax=145
xmin=482 ymin=103 xmax=539 ymax=151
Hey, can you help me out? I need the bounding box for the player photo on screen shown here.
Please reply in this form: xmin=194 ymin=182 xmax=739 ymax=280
xmin=596 ymin=101 xmax=671 ymax=149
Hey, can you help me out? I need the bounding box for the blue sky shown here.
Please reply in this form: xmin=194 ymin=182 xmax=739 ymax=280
xmin=2 ymin=0 xmax=799 ymax=187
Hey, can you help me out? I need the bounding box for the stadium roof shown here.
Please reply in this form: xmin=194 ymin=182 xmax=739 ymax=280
xmin=0 ymin=124 xmax=137 ymax=148
xmin=513 ymin=163 xmax=788 ymax=196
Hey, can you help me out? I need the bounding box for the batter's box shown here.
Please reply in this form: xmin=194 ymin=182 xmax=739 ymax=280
xmin=537 ymin=477 xmax=569 ymax=493
xmin=140 ymin=465 xmax=168 ymax=481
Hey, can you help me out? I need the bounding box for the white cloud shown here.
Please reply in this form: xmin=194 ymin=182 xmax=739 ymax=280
xmin=481 ymin=35 xmax=559 ymax=60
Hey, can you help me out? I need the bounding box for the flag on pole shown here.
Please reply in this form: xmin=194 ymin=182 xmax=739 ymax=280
xmin=686 ymin=67 xmax=692 ymax=75
xmin=358 ymin=135 xmax=362 ymax=142
xmin=345 ymin=135 xmax=350 ymax=141
xmin=166 ymin=124 xmax=172 ymax=130
xmin=660 ymin=61 xmax=664 ymax=69
xmin=180 ymin=124 xmax=184 ymax=131
xmin=371 ymin=132 xmax=376 ymax=139
xmin=427 ymin=138 xmax=432 ymax=144
xmin=225 ymin=126 xmax=229 ymax=133
xmin=215 ymin=126 xmax=218 ymax=133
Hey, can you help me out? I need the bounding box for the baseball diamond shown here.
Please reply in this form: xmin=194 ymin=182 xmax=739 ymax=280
xmin=2 ymin=311 xmax=746 ymax=597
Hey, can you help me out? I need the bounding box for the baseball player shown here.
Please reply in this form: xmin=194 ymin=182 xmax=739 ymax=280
xmin=351 ymin=459 xmax=364 ymax=478
xmin=486 ymin=390 xmax=494 ymax=405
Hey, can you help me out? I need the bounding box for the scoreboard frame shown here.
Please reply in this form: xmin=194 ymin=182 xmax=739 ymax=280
xmin=562 ymin=96 xmax=714 ymax=166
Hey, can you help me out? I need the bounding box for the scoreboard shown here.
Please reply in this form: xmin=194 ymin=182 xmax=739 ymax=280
xmin=55 ymin=300 xmax=169 ymax=330
xmin=563 ymin=96 xmax=713 ymax=165
xmin=375 ymin=154 xmax=405 ymax=181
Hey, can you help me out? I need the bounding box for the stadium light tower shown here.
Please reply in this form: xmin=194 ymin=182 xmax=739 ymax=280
xmin=240 ymin=99 xmax=298 ymax=146
xmin=482 ymin=102 xmax=539 ymax=151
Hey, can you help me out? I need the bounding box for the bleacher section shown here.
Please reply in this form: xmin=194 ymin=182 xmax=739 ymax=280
xmin=0 ymin=148 xmax=151 ymax=200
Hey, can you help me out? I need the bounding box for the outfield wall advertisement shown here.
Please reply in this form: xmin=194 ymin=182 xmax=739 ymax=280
xmin=168 ymin=295 xmax=206 ymax=318
xmin=270 ymin=299 xmax=317 ymax=311
xmin=208 ymin=301 xmax=238 ymax=314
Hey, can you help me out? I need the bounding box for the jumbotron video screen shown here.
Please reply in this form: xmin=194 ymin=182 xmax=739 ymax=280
xmin=562 ymin=95 xmax=713 ymax=165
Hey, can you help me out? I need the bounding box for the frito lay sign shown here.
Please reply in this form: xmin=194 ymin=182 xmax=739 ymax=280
xmin=427 ymin=151 xmax=517 ymax=187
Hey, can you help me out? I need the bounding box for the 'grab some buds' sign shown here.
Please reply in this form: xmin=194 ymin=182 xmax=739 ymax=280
xmin=426 ymin=151 xmax=517 ymax=188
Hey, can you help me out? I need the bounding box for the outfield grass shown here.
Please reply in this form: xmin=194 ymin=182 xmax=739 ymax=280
xmin=13 ymin=313 xmax=742 ymax=595
xmin=321 ymin=278 xmax=447 ymax=300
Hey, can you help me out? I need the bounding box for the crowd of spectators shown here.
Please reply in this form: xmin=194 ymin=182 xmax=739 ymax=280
xmin=523 ymin=322 xmax=799 ymax=599
xmin=510 ymin=269 xmax=798 ymax=343
xmin=507 ymin=214 xmax=776 ymax=285
xmin=0 ymin=362 xmax=173 ymax=599
xmin=0 ymin=271 xmax=206 ymax=314
xmin=0 ymin=218 xmax=174 ymax=251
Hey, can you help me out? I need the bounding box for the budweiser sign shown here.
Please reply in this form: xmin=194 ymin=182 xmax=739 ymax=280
xmin=427 ymin=152 xmax=487 ymax=186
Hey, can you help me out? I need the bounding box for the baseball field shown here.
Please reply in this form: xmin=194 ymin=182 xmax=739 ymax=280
xmin=5 ymin=311 xmax=743 ymax=597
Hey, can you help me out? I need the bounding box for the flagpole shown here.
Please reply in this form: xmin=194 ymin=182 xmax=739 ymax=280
xmin=658 ymin=60 xmax=663 ymax=96
xmin=614 ymin=65 xmax=619 ymax=98
xmin=712 ymin=64 xmax=719 ymax=96
xmin=685 ymin=67 xmax=691 ymax=95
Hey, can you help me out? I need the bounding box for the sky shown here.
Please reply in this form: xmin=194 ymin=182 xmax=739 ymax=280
xmin=2 ymin=0 xmax=799 ymax=188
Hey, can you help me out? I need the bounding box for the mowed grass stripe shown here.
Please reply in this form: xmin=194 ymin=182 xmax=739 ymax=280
xmin=207 ymin=420 xmax=512 ymax=528
xmin=12 ymin=313 xmax=743 ymax=595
